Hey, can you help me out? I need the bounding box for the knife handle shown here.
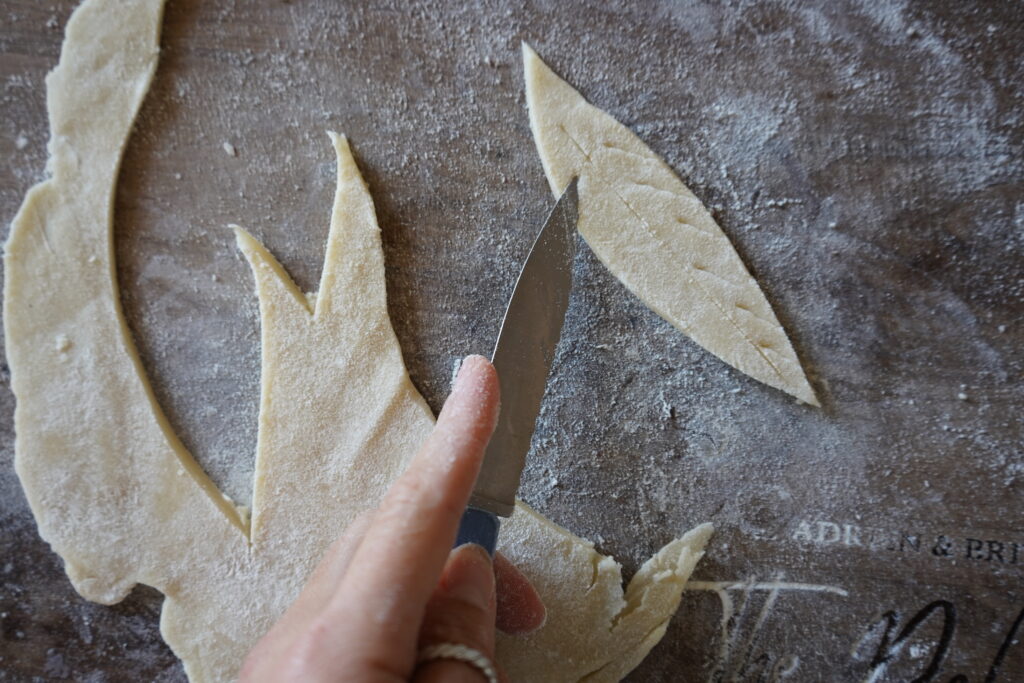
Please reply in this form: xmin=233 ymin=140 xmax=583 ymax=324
xmin=455 ymin=506 xmax=500 ymax=556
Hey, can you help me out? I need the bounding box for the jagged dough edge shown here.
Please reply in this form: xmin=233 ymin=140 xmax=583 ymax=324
xmin=498 ymin=503 xmax=712 ymax=682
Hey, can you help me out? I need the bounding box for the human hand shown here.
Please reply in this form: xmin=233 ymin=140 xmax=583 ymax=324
xmin=240 ymin=355 xmax=544 ymax=682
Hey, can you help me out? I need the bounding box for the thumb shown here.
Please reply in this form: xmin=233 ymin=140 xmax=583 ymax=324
xmin=414 ymin=544 xmax=499 ymax=683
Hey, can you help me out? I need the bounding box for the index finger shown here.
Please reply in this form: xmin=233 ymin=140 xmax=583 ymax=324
xmin=326 ymin=355 xmax=500 ymax=673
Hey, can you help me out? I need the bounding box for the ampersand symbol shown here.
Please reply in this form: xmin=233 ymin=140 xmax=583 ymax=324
xmin=932 ymin=536 xmax=954 ymax=557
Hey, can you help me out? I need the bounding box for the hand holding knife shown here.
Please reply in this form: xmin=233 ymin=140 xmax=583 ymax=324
xmin=242 ymin=183 xmax=575 ymax=679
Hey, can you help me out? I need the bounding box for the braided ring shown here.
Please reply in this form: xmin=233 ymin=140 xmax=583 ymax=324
xmin=417 ymin=642 xmax=499 ymax=683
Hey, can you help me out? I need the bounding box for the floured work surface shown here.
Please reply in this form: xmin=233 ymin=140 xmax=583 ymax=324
xmin=1 ymin=1 xmax=1022 ymax=680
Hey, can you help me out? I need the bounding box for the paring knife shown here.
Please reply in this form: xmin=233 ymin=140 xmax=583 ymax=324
xmin=455 ymin=178 xmax=579 ymax=555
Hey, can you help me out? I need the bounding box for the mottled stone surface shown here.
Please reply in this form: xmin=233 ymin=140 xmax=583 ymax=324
xmin=1 ymin=1 xmax=1022 ymax=680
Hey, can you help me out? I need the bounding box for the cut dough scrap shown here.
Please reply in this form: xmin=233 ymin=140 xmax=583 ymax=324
xmin=5 ymin=2 xmax=711 ymax=681
xmin=498 ymin=508 xmax=713 ymax=682
xmin=4 ymin=0 xmax=245 ymax=609
xmin=523 ymin=44 xmax=818 ymax=406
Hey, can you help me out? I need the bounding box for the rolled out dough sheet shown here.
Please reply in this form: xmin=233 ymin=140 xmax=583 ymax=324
xmin=4 ymin=1 xmax=711 ymax=680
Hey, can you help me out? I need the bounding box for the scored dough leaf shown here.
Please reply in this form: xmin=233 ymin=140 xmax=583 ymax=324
xmin=523 ymin=44 xmax=818 ymax=405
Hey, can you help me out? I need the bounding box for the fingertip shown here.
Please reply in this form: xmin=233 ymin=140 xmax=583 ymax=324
xmin=441 ymin=355 xmax=500 ymax=442
xmin=494 ymin=554 xmax=546 ymax=635
xmin=453 ymin=355 xmax=499 ymax=402
xmin=459 ymin=353 xmax=492 ymax=374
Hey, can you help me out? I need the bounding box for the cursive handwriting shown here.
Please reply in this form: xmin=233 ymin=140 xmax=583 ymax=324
xmin=687 ymin=580 xmax=848 ymax=681
xmin=854 ymin=601 xmax=1024 ymax=682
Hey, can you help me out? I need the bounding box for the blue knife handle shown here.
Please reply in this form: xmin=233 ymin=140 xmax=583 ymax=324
xmin=455 ymin=507 xmax=500 ymax=556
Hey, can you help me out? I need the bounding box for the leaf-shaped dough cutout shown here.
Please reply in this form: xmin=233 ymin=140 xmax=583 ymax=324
xmin=5 ymin=3 xmax=712 ymax=680
xmin=524 ymin=44 xmax=818 ymax=405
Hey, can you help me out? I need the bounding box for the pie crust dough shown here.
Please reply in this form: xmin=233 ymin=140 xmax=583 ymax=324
xmin=5 ymin=2 xmax=711 ymax=680
xmin=524 ymin=44 xmax=818 ymax=406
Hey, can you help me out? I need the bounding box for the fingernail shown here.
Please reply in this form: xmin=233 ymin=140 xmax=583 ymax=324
xmin=444 ymin=543 xmax=494 ymax=610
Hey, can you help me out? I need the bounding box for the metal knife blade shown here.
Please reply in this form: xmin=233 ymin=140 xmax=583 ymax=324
xmin=468 ymin=178 xmax=579 ymax=518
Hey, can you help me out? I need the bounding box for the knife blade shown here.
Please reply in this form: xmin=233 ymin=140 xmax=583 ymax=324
xmin=455 ymin=178 xmax=579 ymax=554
